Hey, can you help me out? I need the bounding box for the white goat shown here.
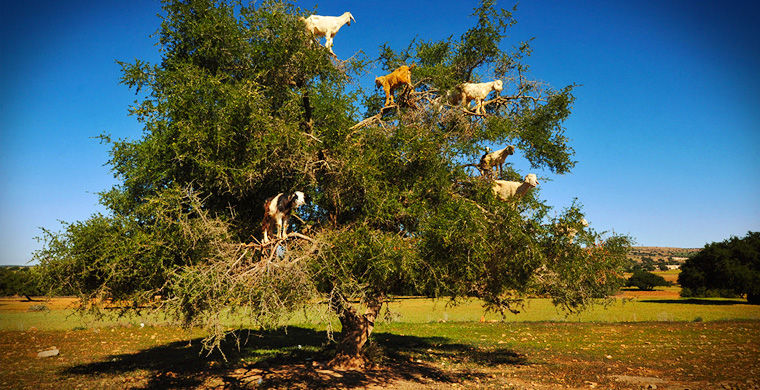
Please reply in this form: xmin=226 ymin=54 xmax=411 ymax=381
xmin=300 ymin=12 xmax=355 ymax=55
xmin=553 ymin=218 xmax=589 ymax=243
xmin=478 ymin=145 xmax=515 ymax=178
xmin=492 ymin=173 xmax=539 ymax=201
xmin=455 ymin=80 xmax=504 ymax=115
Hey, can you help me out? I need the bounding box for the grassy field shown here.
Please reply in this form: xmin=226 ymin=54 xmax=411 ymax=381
xmin=3 ymin=288 xmax=758 ymax=331
xmin=1 ymin=283 xmax=759 ymax=389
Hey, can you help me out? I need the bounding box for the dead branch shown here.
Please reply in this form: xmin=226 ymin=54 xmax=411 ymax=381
xmin=348 ymin=105 xmax=399 ymax=131
xmin=485 ymin=94 xmax=546 ymax=106
xmin=349 ymin=113 xmax=382 ymax=131
xmin=242 ymin=231 xmax=316 ymax=249
xmin=302 ymin=132 xmax=323 ymax=143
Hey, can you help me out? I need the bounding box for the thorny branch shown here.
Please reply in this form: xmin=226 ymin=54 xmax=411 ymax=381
xmin=349 ymin=77 xmax=550 ymax=132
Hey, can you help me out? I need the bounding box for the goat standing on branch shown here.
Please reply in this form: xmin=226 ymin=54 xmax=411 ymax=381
xmin=452 ymin=80 xmax=504 ymax=115
xmin=300 ymin=12 xmax=355 ymax=56
xmin=478 ymin=145 xmax=515 ymax=179
xmin=492 ymin=173 xmax=539 ymax=201
xmin=375 ymin=64 xmax=415 ymax=108
xmin=262 ymin=191 xmax=307 ymax=243
xmin=554 ymin=218 xmax=589 ymax=243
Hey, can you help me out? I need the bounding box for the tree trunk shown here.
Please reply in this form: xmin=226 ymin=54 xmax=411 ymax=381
xmin=328 ymin=294 xmax=383 ymax=370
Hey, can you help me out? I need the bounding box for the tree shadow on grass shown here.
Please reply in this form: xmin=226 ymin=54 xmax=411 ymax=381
xmin=640 ymin=298 xmax=749 ymax=305
xmin=62 ymin=326 xmax=528 ymax=389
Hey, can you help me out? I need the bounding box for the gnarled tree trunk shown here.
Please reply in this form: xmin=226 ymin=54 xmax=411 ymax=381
xmin=328 ymin=294 xmax=383 ymax=369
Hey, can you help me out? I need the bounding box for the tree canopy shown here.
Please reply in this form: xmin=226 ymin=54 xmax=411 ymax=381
xmin=0 ymin=267 xmax=43 ymax=299
xmin=625 ymin=270 xmax=670 ymax=291
xmin=34 ymin=0 xmax=631 ymax=364
xmin=679 ymin=231 xmax=760 ymax=303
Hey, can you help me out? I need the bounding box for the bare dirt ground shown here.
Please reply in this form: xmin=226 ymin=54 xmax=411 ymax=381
xmin=1 ymin=321 xmax=758 ymax=389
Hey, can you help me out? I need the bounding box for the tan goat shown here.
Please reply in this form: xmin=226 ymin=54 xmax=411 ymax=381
xmin=478 ymin=145 xmax=515 ymax=178
xmin=454 ymin=80 xmax=504 ymax=115
xmin=492 ymin=173 xmax=539 ymax=201
xmin=375 ymin=65 xmax=415 ymax=107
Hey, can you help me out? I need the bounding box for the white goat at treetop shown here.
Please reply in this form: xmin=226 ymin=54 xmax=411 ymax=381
xmin=300 ymin=12 xmax=355 ymax=55
xmin=455 ymin=80 xmax=504 ymax=115
xmin=478 ymin=145 xmax=515 ymax=178
xmin=492 ymin=173 xmax=539 ymax=201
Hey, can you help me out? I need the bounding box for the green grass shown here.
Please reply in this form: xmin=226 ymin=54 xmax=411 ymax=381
xmin=375 ymin=296 xmax=759 ymax=323
xmin=3 ymin=295 xmax=758 ymax=331
xmin=0 ymin=309 xmax=170 ymax=331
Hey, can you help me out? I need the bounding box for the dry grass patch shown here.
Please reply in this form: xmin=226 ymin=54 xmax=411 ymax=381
xmin=0 ymin=297 xmax=80 ymax=312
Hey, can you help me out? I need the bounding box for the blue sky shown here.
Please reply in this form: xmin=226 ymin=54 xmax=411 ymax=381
xmin=1 ymin=0 xmax=758 ymax=265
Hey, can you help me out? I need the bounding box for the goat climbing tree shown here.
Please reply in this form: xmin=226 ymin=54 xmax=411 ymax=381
xmin=35 ymin=0 xmax=631 ymax=367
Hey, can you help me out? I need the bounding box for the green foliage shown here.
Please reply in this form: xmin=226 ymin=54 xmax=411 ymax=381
xmin=0 ymin=267 xmax=43 ymax=297
xmin=678 ymin=232 xmax=760 ymax=303
xmin=625 ymin=270 xmax=670 ymax=291
xmin=35 ymin=0 xmax=632 ymax=352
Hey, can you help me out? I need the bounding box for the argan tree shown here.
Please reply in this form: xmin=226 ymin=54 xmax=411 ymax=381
xmin=679 ymin=231 xmax=760 ymax=303
xmin=625 ymin=270 xmax=670 ymax=291
xmin=35 ymin=0 xmax=631 ymax=367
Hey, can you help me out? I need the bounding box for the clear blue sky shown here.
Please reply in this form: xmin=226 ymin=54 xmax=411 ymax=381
xmin=1 ymin=0 xmax=758 ymax=265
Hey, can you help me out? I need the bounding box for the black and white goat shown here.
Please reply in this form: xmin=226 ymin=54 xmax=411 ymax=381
xmin=261 ymin=191 xmax=306 ymax=243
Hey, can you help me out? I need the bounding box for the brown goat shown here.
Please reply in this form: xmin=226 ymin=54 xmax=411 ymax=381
xmin=375 ymin=65 xmax=415 ymax=107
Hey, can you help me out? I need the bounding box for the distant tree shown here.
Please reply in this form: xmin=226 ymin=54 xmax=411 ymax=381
xmin=678 ymin=232 xmax=760 ymax=304
xmin=623 ymin=258 xmax=637 ymax=272
xmin=626 ymin=270 xmax=670 ymax=291
xmin=0 ymin=267 xmax=43 ymax=299
xmin=34 ymin=0 xmax=631 ymax=366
